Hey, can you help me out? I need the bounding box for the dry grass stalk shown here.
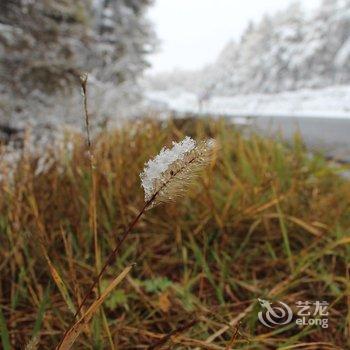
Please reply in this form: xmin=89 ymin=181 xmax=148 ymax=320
xmin=58 ymin=264 xmax=134 ymax=350
xmin=56 ymin=83 xmax=216 ymax=348
xmin=64 ymin=136 xmax=215 ymax=325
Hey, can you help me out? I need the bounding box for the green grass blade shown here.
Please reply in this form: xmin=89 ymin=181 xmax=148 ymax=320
xmin=274 ymin=187 xmax=294 ymax=273
xmin=0 ymin=307 xmax=11 ymax=350
xmin=32 ymin=285 xmax=51 ymax=337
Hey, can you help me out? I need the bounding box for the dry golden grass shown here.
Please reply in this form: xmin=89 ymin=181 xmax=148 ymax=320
xmin=0 ymin=117 xmax=349 ymax=349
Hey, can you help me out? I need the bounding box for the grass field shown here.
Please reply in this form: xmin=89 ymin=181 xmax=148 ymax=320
xmin=0 ymin=117 xmax=349 ymax=349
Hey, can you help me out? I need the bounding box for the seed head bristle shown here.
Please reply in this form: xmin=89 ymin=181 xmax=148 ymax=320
xmin=140 ymin=137 xmax=216 ymax=209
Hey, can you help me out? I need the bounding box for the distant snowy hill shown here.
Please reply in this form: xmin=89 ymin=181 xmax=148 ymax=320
xmin=146 ymin=0 xmax=350 ymax=98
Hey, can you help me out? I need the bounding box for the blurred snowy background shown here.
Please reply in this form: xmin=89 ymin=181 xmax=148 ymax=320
xmin=1 ymin=0 xmax=350 ymax=146
xmin=0 ymin=0 xmax=155 ymax=138
xmin=145 ymin=0 xmax=350 ymax=117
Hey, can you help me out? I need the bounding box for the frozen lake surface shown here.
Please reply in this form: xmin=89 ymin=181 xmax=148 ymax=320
xmin=249 ymin=116 xmax=350 ymax=162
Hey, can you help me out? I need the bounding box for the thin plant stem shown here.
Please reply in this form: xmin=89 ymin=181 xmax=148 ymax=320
xmin=81 ymin=75 xmax=100 ymax=275
xmin=74 ymin=196 xmax=153 ymax=319
xmin=69 ymin=145 xmax=198 ymax=322
xmin=57 ymin=132 xmax=203 ymax=348
xmin=56 ymin=196 xmax=154 ymax=349
xmin=81 ymin=74 xmax=101 ymax=300
xmin=82 ymin=75 xmax=110 ymax=347
xmin=57 ymin=153 xmax=192 ymax=347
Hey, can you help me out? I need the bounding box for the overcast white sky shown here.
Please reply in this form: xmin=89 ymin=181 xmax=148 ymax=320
xmin=147 ymin=0 xmax=321 ymax=74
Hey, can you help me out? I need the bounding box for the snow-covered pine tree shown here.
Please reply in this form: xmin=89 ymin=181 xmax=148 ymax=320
xmin=0 ymin=0 xmax=155 ymax=128
xmin=150 ymin=1 xmax=350 ymax=97
xmin=267 ymin=2 xmax=306 ymax=92
xmin=329 ymin=0 xmax=350 ymax=83
xmin=92 ymin=0 xmax=154 ymax=84
xmin=0 ymin=0 xmax=90 ymax=94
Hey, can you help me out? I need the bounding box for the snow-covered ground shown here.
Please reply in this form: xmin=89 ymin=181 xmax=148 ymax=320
xmin=146 ymin=85 xmax=350 ymax=119
xmin=145 ymin=85 xmax=350 ymax=163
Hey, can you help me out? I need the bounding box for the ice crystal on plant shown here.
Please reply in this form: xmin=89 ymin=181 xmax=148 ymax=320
xmin=140 ymin=136 xmax=216 ymax=208
xmin=141 ymin=136 xmax=195 ymax=200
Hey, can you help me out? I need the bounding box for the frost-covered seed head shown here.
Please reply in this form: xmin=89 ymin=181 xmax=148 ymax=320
xmin=140 ymin=136 xmax=216 ymax=208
